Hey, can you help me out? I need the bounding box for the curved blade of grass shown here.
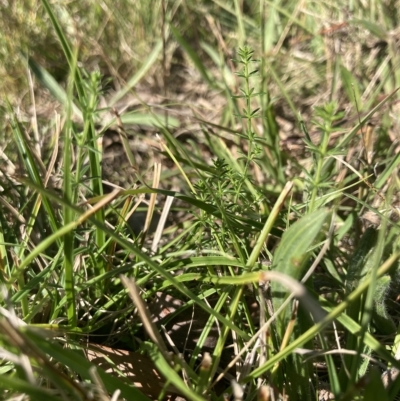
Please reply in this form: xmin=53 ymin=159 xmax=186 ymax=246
xmin=27 ymin=58 xmax=82 ymax=119
xmin=10 ymin=247 xmax=63 ymax=304
xmin=375 ymin=149 xmax=400 ymax=190
xmin=200 ymin=41 xmax=235 ymax=84
xmin=350 ymin=19 xmax=387 ymax=40
xmin=6 ymin=100 xmax=59 ymax=237
xmin=0 ymin=222 xmax=8 ymax=284
xmin=12 ymin=192 xmax=43 ymax=315
xmin=142 ymin=342 xmax=207 ymax=401
xmin=207 ymin=287 xmax=244 ymax=383
xmin=264 ymin=0 xmax=314 ymax=34
xmin=0 ymin=375 xmax=64 ymax=401
xmin=109 ymin=40 xmax=163 ymax=107
xmin=158 ymin=134 xmax=197 ymax=194
xmin=233 ymin=0 xmax=246 ymax=46
xmin=40 ymin=0 xmax=85 ymax=102
xmin=340 ymin=64 xmax=362 ymax=109
xmin=342 ymin=226 xmax=378 ymax=384
xmin=349 ymin=200 xmax=389 ymax=385
xmin=170 ymin=25 xmax=214 ymax=87
xmin=265 ymin=58 xmax=300 ymax=120
xmin=191 ymin=291 xmax=228 ymax=374
xmin=338 ymin=87 xmax=399 ymax=150
xmin=262 ymin=0 xmax=279 ymax=52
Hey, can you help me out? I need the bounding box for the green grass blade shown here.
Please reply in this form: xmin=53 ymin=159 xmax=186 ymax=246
xmin=40 ymin=0 xmax=85 ymax=102
xmin=6 ymin=101 xmax=59 ymax=237
xmin=119 ymin=111 xmax=180 ymax=128
xmin=170 ymin=25 xmax=214 ymax=87
xmin=27 ymin=58 xmax=82 ymax=119
xmin=109 ymin=40 xmax=163 ymax=107
xmin=375 ymin=150 xmax=400 ymax=190
xmin=83 ymin=73 xmax=106 ymax=286
xmin=0 ymin=375 xmax=65 ymax=401
xmin=143 ymin=342 xmax=207 ymax=401
xmin=233 ymin=0 xmax=246 ymax=46
xmin=62 ymin=89 xmax=77 ymax=327
xmin=338 ymin=87 xmax=399 ymax=150
xmin=340 ymin=64 xmax=362 ymax=110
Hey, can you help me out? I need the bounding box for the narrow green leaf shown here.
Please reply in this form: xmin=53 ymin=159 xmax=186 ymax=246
xmin=62 ymin=93 xmax=77 ymax=326
xmin=170 ymin=26 xmax=214 ymax=87
xmin=27 ymin=58 xmax=82 ymax=119
xmin=6 ymin=101 xmax=59 ymax=237
xmin=350 ymin=18 xmax=387 ymax=40
xmin=338 ymin=87 xmax=399 ymax=150
xmin=143 ymin=342 xmax=207 ymax=401
xmin=40 ymin=0 xmax=85 ymax=102
xmin=120 ymin=111 xmax=180 ymax=128
xmin=340 ymin=64 xmax=362 ymax=109
xmin=109 ymin=40 xmax=163 ymax=106
xmin=0 ymin=375 xmax=64 ymax=401
xmin=233 ymin=0 xmax=246 ymax=46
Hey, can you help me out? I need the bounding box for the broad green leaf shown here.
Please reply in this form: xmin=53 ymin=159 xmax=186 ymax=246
xmin=373 ymin=275 xmax=396 ymax=334
xmin=271 ymin=209 xmax=330 ymax=323
xmin=363 ymin=367 xmax=389 ymax=401
xmin=245 ymin=253 xmax=400 ymax=382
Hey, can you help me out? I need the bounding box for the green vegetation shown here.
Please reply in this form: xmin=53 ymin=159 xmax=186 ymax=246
xmin=1 ymin=0 xmax=400 ymax=400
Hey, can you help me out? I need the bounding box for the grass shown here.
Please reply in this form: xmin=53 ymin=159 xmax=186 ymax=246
xmin=1 ymin=0 xmax=400 ymax=400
